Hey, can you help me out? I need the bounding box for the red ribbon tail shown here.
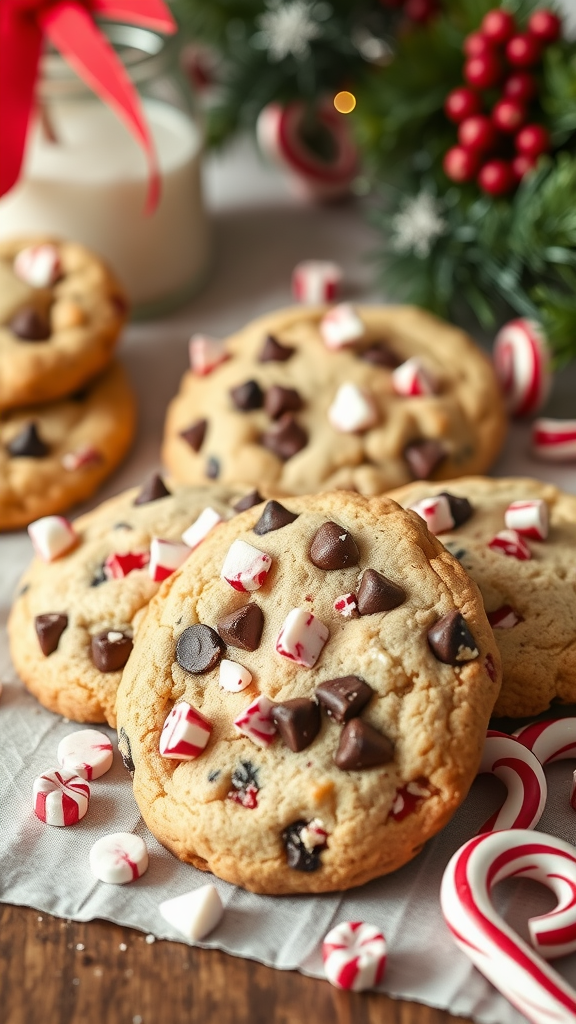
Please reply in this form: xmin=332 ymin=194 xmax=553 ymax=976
xmin=40 ymin=1 xmax=160 ymax=213
xmin=0 ymin=6 xmax=43 ymax=197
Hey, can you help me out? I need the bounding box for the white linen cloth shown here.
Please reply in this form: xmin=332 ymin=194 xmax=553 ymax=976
xmin=2 ymin=137 xmax=576 ymax=1024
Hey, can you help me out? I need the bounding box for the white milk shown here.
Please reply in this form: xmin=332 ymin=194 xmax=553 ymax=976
xmin=0 ymin=99 xmax=210 ymax=311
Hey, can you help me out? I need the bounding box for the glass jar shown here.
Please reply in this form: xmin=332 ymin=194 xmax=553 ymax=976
xmin=0 ymin=24 xmax=211 ymax=318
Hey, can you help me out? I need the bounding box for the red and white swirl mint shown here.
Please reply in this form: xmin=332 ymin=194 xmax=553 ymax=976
xmin=189 ymin=334 xmax=228 ymax=376
xmin=504 ymin=499 xmax=549 ymax=540
xmin=532 ymin=419 xmax=576 ymax=462
xmin=441 ymin=829 xmax=576 ymax=1021
xmin=493 ymin=318 xmax=551 ymax=417
xmin=409 ymin=494 xmax=454 ymax=535
xmin=219 ymin=659 xmax=252 ymax=693
xmin=233 ymin=694 xmax=277 ymax=748
xmin=488 ymin=528 xmax=531 ymax=560
xmin=477 ymin=730 xmax=547 ymax=834
xmin=89 ymin=832 xmax=149 ymax=884
xmin=28 ymin=515 xmax=78 ymax=562
xmin=487 ymin=605 xmax=523 ymax=629
xmin=57 ymin=729 xmax=113 ymax=781
xmin=328 ymin=383 xmax=378 ymax=433
xmin=14 ymin=243 xmax=61 ymax=287
xmin=159 ymin=702 xmax=212 ymax=760
xmin=149 ymin=538 xmax=190 ymax=582
xmin=104 ymin=550 xmax=150 ymax=579
xmin=322 ymin=921 xmax=387 ymax=991
xmin=333 ymin=592 xmax=358 ymax=618
xmin=256 ymin=100 xmax=358 ymax=202
xmin=181 ymin=507 xmax=223 ymax=549
xmin=275 ymin=607 xmax=329 ymax=668
xmin=392 ymin=357 xmax=438 ymax=397
xmin=320 ymin=303 xmax=365 ymax=350
xmin=33 ymin=768 xmax=90 ymax=826
xmin=221 ymin=540 xmax=272 ymax=592
xmin=515 ymin=718 xmax=576 ymax=812
xmin=292 ymin=260 xmax=342 ymax=304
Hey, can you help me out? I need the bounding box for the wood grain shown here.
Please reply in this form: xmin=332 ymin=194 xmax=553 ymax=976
xmin=0 ymin=905 xmax=471 ymax=1024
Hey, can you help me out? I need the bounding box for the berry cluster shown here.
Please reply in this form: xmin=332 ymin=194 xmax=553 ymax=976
xmin=443 ymin=7 xmax=561 ymax=195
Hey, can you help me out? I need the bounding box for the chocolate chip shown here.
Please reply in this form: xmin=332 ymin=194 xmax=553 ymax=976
xmin=35 ymin=613 xmax=68 ymax=656
xmin=439 ymin=491 xmax=473 ymax=528
xmin=118 ymin=727 xmax=135 ymax=776
xmin=176 ymin=623 xmax=225 ymax=673
xmin=359 ymin=342 xmax=400 ymax=368
xmin=428 ymin=609 xmax=479 ymax=664
xmin=310 ymin=521 xmax=360 ymax=570
xmin=89 ymin=565 xmax=107 ymax=587
xmin=91 ymin=630 xmax=133 ymax=672
xmin=262 ymin=414 xmax=307 ymax=461
xmin=253 ymin=500 xmax=299 ymax=535
xmin=7 ymin=422 xmax=49 ymax=458
xmin=282 ymin=820 xmax=325 ymax=872
xmin=217 ymin=603 xmax=264 ymax=652
xmin=208 ymin=769 xmax=221 ymax=782
xmin=265 ymin=386 xmax=303 ymax=420
xmin=233 ymin=490 xmax=264 ymax=513
xmin=70 ymin=388 xmax=89 ymax=402
xmin=334 ymin=719 xmax=394 ymax=771
xmin=259 ymin=334 xmax=294 ymax=363
xmin=404 ymin=440 xmax=446 ymax=480
xmin=357 ymin=568 xmax=406 ymax=615
xmin=316 ymin=676 xmax=373 ymax=723
xmin=133 ymin=474 xmax=171 ymax=505
xmin=180 ymin=419 xmax=207 ymax=452
xmin=206 ymin=456 xmax=220 ymax=479
xmin=231 ymin=760 xmax=260 ymax=793
xmin=230 ymin=380 xmax=264 ymax=411
xmin=10 ymin=306 xmax=51 ymax=341
xmin=271 ymin=699 xmax=320 ymax=752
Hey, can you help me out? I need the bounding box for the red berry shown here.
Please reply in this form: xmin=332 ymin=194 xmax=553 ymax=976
xmin=492 ymin=98 xmax=526 ymax=133
xmin=481 ymin=9 xmax=516 ymax=45
xmin=503 ymin=72 xmax=537 ymax=103
xmin=511 ymin=153 xmax=538 ymax=180
xmin=464 ymin=53 xmax=502 ymax=89
xmin=515 ymin=123 xmax=550 ymax=158
xmin=405 ymin=0 xmax=438 ymax=22
xmin=444 ymin=87 xmax=482 ymax=123
xmin=528 ymin=9 xmax=561 ymax=44
xmin=506 ymin=33 xmax=541 ymax=67
xmin=458 ymin=115 xmax=496 ymax=151
xmin=443 ymin=146 xmax=479 ymax=183
xmin=478 ymin=159 xmax=514 ymax=195
xmin=464 ymin=32 xmax=494 ymax=58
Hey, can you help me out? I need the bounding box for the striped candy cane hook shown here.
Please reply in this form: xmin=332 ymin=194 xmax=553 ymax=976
xmin=514 ymin=718 xmax=576 ymax=811
xmin=441 ymin=830 xmax=576 ymax=1024
xmin=477 ymin=730 xmax=547 ymax=833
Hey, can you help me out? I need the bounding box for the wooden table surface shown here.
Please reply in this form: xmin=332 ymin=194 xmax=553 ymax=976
xmin=0 ymin=904 xmax=469 ymax=1024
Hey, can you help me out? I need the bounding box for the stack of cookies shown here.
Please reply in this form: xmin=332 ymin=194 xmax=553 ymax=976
xmin=0 ymin=237 xmax=136 ymax=530
xmin=13 ymin=302 xmax=574 ymax=899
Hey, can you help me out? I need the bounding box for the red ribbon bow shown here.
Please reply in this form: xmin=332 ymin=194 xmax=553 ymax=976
xmin=0 ymin=0 xmax=177 ymax=212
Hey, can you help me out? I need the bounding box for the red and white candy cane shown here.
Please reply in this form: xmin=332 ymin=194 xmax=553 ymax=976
xmin=533 ymin=419 xmax=576 ymax=462
xmin=493 ymin=318 xmax=551 ymax=417
xmin=476 ymin=730 xmax=547 ymax=834
xmin=515 ymin=718 xmax=576 ymax=811
xmin=322 ymin=921 xmax=386 ymax=991
xmin=441 ymin=829 xmax=576 ymax=1023
xmin=33 ymin=769 xmax=90 ymax=826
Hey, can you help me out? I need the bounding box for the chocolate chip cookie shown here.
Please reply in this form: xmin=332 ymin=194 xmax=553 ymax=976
xmin=0 ymin=237 xmax=127 ymax=411
xmin=162 ymin=305 xmax=507 ymax=496
xmin=8 ymin=478 xmax=258 ymax=726
xmin=116 ymin=491 xmax=500 ymax=894
xmin=389 ymin=476 xmax=576 ymax=718
xmin=0 ymin=361 xmax=136 ymax=530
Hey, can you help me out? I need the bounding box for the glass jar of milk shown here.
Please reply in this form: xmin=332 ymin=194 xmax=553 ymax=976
xmin=0 ymin=24 xmax=210 ymax=317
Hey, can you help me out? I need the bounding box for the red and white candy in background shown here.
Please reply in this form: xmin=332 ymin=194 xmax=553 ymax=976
xmin=492 ymin=318 xmax=551 ymax=417
xmin=443 ymin=7 xmax=562 ymax=195
xmin=532 ymin=418 xmax=576 ymax=462
xmin=292 ymin=260 xmax=342 ymax=304
xmin=322 ymin=921 xmax=387 ymax=991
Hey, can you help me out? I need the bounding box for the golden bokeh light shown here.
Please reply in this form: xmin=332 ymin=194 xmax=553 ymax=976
xmin=333 ymin=91 xmax=356 ymax=114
